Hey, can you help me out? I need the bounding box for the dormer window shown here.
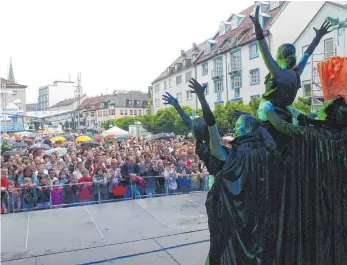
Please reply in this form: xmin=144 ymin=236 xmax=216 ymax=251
xmin=191 ymin=54 xmax=197 ymax=61
xmin=204 ymin=43 xmax=211 ymax=55
xmin=175 ymin=63 xmax=182 ymax=71
xmin=232 ymin=17 xmax=238 ymax=29
xmin=219 ymin=22 xmax=226 ymax=36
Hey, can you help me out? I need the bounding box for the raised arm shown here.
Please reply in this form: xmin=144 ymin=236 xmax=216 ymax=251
xmin=296 ymin=20 xmax=332 ymax=75
xmin=266 ymin=110 xmax=305 ymax=137
xmin=162 ymin=92 xmax=192 ymax=130
xmin=250 ymin=5 xmax=282 ymax=77
xmin=189 ymin=78 xmax=227 ymax=161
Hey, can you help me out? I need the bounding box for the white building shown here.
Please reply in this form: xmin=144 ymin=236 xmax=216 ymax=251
xmin=151 ymin=43 xmax=205 ymax=113
xmin=151 ymin=1 xmax=347 ymax=112
xmin=38 ymin=80 xmax=76 ymax=111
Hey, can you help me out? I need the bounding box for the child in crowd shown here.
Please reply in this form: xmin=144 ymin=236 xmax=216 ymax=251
xmin=177 ymin=169 xmax=191 ymax=193
xmin=36 ymin=176 xmax=50 ymax=210
xmin=93 ymin=168 xmax=108 ymax=201
xmin=190 ymin=163 xmax=202 ymax=191
xmin=58 ymin=171 xmax=68 ymax=186
xmin=22 ymin=177 xmax=35 ymax=211
xmin=2 ymin=181 xmax=21 ymax=213
xmin=63 ymin=174 xmax=78 ymax=205
xmin=164 ymin=163 xmax=178 ymax=195
xmin=78 ymin=170 xmax=93 ymax=203
xmin=51 ymin=180 xmax=63 ymax=207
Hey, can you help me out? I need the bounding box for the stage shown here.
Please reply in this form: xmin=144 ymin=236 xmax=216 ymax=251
xmin=1 ymin=193 xmax=210 ymax=265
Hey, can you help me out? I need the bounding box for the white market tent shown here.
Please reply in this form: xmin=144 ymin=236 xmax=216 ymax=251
xmin=102 ymin=126 xmax=130 ymax=137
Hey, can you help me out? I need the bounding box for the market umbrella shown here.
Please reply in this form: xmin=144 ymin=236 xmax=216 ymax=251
xmin=76 ymin=136 xmax=93 ymax=142
xmin=155 ymin=133 xmax=174 ymax=140
xmin=10 ymin=135 xmax=21 ymax=141
xmin=3 ymin=150 xmax=25 ymax=157
xmin=94 ymin=134 xmax=103 ymax=142
xmin=45 ymin=147 xmax=68 ymax=157
xmin=105 ymin=134 xmax=115 ymax=139
xmin=13 ymin=142 xmax=28 ymax=148
xmin=64 ymin=134 xmax=75 ymax=140
xmin=51 ymin=136 xmax=66 ymax=143
xmin=3 ymin=139 xmax=16 ymax=145
xmin=84 ymin=140 xmax=100 ymax=147
xmin=24 ymin=138 xmax=34 ymax=143
xmin=29 ymin=143 xmax=51 ymax=151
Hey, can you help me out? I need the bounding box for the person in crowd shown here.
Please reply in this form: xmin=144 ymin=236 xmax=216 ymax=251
xmin=77 ymin=170 xmax=93 ymax=203
xmin=63 ymin=174 xmax=78 ymax=206
xmin=92 ymin=167 xmax=108 ymax=201
xmin=164 ymin=163 xmax=178 ymax=195
xmin=36 ymin=176 xmax=50 ymax=210
xmin=2 ymin=181 xmax=21 ymax=214
xmin=22 ymin=177 xmax=35 ymax=211
xmin=51 ymin=180 xmax=63 ymax=207
xmin=47 ymin=168 xmax=58 ymax=186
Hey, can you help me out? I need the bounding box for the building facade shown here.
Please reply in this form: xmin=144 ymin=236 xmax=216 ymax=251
xmin=0 ymin=59 xmax=28 ymax=131
xmin=151 ymin=43 xmax=205 ymax=113
xmin=81 ymin=91 xmax=149 ymax=127
xmin=151 ymin=1 xmax=347 ymax=112
xmin=38 ymin=80 xmax=76 ymax=111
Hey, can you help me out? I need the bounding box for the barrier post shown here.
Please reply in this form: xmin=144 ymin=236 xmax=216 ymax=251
xmin=49 ymin=186 xmax=53 ymax=209
xmin=165 ymin=176 xmax=169 ymax=195
xmin=98 ymin=184 xmax=101 ymax=204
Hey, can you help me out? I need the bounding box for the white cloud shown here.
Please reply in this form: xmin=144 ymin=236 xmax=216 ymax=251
xmin=0 ymin=0 xmax=254 ymax=103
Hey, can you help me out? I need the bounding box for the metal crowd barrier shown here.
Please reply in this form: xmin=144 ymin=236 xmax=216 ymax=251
xmin=1 ymin=173 xmax=213 ymax=214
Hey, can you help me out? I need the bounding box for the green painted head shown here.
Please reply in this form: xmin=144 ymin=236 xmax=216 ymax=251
xmin=276 ymin=44 xmax=297 ymax=69
xmin=235 ymin=115 xmax=261 ymax=137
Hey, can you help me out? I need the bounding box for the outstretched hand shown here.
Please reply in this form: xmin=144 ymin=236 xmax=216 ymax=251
xmin=188 ymin=78 xmax=207 ymax=98
xmin=162 ymin=92 xmax=179 ymax=106
xmin=249 ymin=5 xmax=263 ymax=35
xmin=314 ymin=20 xmax=332 ymax=39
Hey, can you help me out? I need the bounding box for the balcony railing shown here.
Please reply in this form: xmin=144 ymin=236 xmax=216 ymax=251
xmin=228 ymin=63 xmax=242 ymax=74
xmin=211 ymin=68 xmax=223 ymax=79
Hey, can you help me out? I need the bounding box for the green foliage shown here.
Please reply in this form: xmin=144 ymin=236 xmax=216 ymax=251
xmin=291 ymin=97 xmax=311 ymax=114
xmin=249 ymin=97 xmax=261 ymax=116
xmin=102 ymin=117 xmax=137 ymax=131
xmin=214 ymin=100 xmax=253 ymax=135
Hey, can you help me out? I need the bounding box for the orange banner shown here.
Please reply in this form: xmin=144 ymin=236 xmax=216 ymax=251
xmin=317 ymin=56 xmax=347 ymax=102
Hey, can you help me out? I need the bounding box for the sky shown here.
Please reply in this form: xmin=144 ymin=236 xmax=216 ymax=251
xmin=0 ymin=0 xmax=254 ymax=103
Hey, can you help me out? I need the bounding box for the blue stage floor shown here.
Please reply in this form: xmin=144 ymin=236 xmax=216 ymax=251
xmin=1 ymin=193 xmax=210 ymax=265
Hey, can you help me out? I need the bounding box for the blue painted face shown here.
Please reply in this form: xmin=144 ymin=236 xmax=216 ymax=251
xmin=235 ymin=117 xmax=248 ymax=136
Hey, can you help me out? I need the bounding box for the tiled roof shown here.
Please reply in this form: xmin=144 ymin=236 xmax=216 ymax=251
xmin=195 ymin=2 xmax=285 ymax=64
xmin=50 ymin=98 xmax=77 ymax=108
xmin=80 ymin=95 xmax=106 ymax=110
xmin=0 ymin=78 xmax=27 ymax=88
xmin=152 ymin=42 xmax=207 ymax=83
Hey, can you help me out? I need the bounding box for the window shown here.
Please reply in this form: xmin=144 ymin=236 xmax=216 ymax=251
xmin=302 ymin=81 xmax=312 ymax=97
xmin=185 ymin=71 xmax=192 ymax=82
xmin=324 ymin=38 xmax=334 ymax=59
xmin=124 ymin=110 xmax=128 ymax=115
xmin=91 ymin=112 xmax=95 ymax=117
xmin=250 ymin=69 xmax=260 ymax=85
xmin=202 ymin=63 xmax=208 ymax=76
xmin=176 ymin=75 xmax=182 ymax=85
xmin=155 ymin=99 xmax=160 ymax=107
xmin=217 ymin=92 xmax=223 ymax=101
xmin=215 ymin=81 xmax=223 ymax=93
xmin=249 ymin=42 xmax=258 ymax=59
xmin=130 ymin=110 xmax=133 ymax=115
xmin=139 ymin=110 xmax=142 ymax=115
xmin=109 ymin=110 xmax=112 ymax=115
xmin=234 ymin=87 xmax=240 ymax=98
xmin=231 ymin=74 xmax=242 ymax=89
xmin=219 ymin=22 xmax=226 ymax=36
xmin=164 ymin=81 xmax=167 ymax=90
xmin=134 ymin=110 xmax=137 ymax=115
xmin=231 ymin=16 xmax=239 ymax=29
xmin=154 ymin=84 xmax=160 ymax=93
xmin=204 ymin=43 xmax=211 ymax=55
xmin=127 ymin=100 xmax=132 ymax=106
xmin=213 ymin=57 xmax=223 ymax=77
xmin=186 ymin=91 xmax=193 ymax=100
xmin=176 ymin=93 xmax=182 ymax=102
xmin=230 ymin=49 xmax=241 ymax=72
xmin=169 ymin=79 xmax=172 ymax=88
xmin=203 ymin=83 xmax=209 ymax=95
xmin=120 ymin=110 xmax=123 ymax=115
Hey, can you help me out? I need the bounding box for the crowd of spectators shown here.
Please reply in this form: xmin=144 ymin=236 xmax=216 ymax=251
xmin=1 ymin=136 xmax=210 ymax=214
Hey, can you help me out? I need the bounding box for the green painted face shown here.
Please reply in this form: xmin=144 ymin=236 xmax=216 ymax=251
xmin=235 ymin=115 xmax=261 ymax=136
xmin=235 ymin=117 xmax=247 ymax=137
xmin=276 ymin=44 xmax=297 ymax=69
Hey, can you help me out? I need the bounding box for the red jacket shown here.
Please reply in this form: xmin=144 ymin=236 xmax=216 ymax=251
xmin=1 ymin=176 xmax=8 ymax=190
xmin=78 ymin=176 xmax=92 ymax=200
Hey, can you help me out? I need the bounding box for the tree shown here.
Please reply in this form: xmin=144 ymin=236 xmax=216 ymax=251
xmin=249 ymin=97 xmax=261 ymax=116
xmin=291 ymin=97 xmax=311 ymax=114
xmin=102 ymin=117 xmax=137 ymax=131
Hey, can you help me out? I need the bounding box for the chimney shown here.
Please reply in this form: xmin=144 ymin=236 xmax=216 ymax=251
xmin=180 ymin=49 xmax=185 ymax=56
xmin=192 ymin=43 xmax=197 ymax=49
